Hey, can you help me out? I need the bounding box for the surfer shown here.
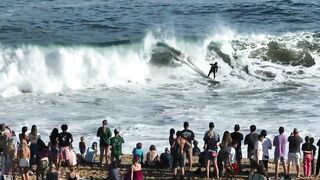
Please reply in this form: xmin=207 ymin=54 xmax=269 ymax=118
xmin=207 ymin=62 xmax=218 ymax=79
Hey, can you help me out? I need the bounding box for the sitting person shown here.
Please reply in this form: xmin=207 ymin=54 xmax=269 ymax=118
xmin=194 ymin=151 xmax=207 ymax=175
xmin=146 ymin=145 xmax=158 ymax=167
xmin=84 ymin=142 xmax=98 ymax=164
xmin=160 ymin=148 xmax=173 ymax=168
xmin=132 ymin=143 xmax=144 ymax=164
xmin=66 ymin=166 xmax=80 ymax=180
xmin=192 ymin=140 xmax=201 ymax=156
xmin=108 ymin=161 xmax=122 ymax=180
xmin=46 ymin=164 xmax=59 ymax=180
xmin=124 ymin=155 xmax=144 ymax=180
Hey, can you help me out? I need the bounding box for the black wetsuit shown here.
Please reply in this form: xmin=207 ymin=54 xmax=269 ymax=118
xmin=208 ymin=63 xmax=218 ymax=79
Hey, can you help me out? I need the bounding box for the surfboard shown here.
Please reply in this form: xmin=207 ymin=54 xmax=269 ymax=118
xmin=170 ymin=51 xmax=220 ymax=84
xmin=207 ymin=77 xmax=220 ymax=84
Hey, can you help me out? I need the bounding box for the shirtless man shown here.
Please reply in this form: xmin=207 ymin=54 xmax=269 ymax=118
xmin=171 ymin=131 xmax=191 ymax=180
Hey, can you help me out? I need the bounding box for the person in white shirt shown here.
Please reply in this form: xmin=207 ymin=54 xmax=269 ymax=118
xmin=226 ymin=141 xmax=240 ymax=178
xmin=255 ymin=135 xmax=269 ymax=178
xmin=261 ymin=130 xmax=272 ymax=172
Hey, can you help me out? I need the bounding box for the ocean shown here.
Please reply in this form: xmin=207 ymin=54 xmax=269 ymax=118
xmin=1 ymin=0 xmax=320 ymax=156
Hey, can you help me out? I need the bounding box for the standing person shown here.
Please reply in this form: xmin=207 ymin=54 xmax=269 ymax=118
xmin=79 ymin=136 xmax=86 ymax=157
xmin=218 ymin=131 xmax=233 ymax=177
xmin=203 ymin=129 xmax=220 ymax=179
xmin=4 ymin=138 xmax=17 ymax=179
xmin=19 ymin=138 xmax=30 ymax=180
xmin=273 ymin=126 xmax=287 ymax=179
xmin=58 ymin=124 xmax=73 ymax=170
xmin=226 ymin=141 xmax=240 ymax=179
xmin=29 ymin=125 xmax=40 ymax=169
xmin=97 ymin=119 xmax=112 ymax=167
xmin=171 ymin=131 xmax=191 ymax=180
xmin=203 ymin=122 xmax=220 ymax=178
xmin=244 ymin=125 xmax=259 ymax=174
xmin=310 ymin=137 xmax=317 ymax=175
xmin=207 ymin=62 xmax=218 ymax=79
xmin=230 ymin=124 xmax=243 ymax=170
xmin=49 ymin=128 xmax=59 ymax=169
xmin=317 ymin=139 xmax=320 ymax=177
xmin=169 ymin=128 xmax=175 ymax=148
xmin=255 ymin=135 xmax=268 ymax=178
xmin=302 ymin=136 xmax=313 ymax=178
xmin=110 ymin=129 xmax=124 ymax=166
xmin=1 ymin=124 xmax=12 ymax=178
xmin=0 ymin=124 xmax=10 ymax=154
xmin=287 ymin=128 xmax=303 ymax=178
xmin=260 ymin=130 xmax=272 ymax=172
xmin=19 ymin=126 xmax=29 ymax=144
xmin=181 ymin=122 xmax=195 ymax=170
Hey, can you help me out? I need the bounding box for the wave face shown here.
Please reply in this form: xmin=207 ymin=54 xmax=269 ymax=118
xmin=1 ymin=30 xmax=320 ymax=97
xmin=0 ymin=44 xmax=151 ymax=97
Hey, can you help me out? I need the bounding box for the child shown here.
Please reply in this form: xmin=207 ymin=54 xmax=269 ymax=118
xmin=46 ymin=164 xmax=59 ymax=180
xmin=108 ymin=161 xmax=122 ymax=180
xmin=132 ymin=143 xmax=143 ymax=164
xmin=79 ymin=136 xmax=86 ymax=157
xmin=192 ymin=140 xmax=201 ymax=156
xmin=310 ymin=137 xmax=317 ymax=175
xmin=226 ymin=141 xmax=240 ymax=178
xmin=302 ymin=136 xmax=313 ymax=178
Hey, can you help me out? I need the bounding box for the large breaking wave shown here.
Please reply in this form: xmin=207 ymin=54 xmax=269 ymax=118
xmin=1 ymin=29 xmax=320 ymax=97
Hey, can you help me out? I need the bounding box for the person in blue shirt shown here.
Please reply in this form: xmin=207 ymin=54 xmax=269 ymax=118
xmin=132 ymin=143 xmax=144 ymax=164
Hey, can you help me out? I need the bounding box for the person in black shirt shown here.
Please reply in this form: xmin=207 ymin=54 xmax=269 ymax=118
xmin=160 ymin=148 xmax=173 ymax=168
xmin=181 ymin=122 xmax=195 ymax=170
xmin=58 ymin=124 xmax=73 ymax=170
xmin=316 ymin=139 xmax=320 ymax=176
xmin=287 ymin=128 xmax=303 ymax=178
xmin=310 ymin=137 xmax=317 ymax=175
xmin=192 ymin=140 xmax=201 ymax=156
xmin=302 ymin=136 xmax=313 ymax=178
xmin=169 ymin=128 xmax=175 ymax=147
xmin=244 ymin=125 xmax=258 ymax=174
xmin=208 ymin=62 xmax=218 ymax=79
xmin=230 ymin=124 xmax=243 ymax=171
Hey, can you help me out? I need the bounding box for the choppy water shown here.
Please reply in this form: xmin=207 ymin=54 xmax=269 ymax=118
xmin=1 ymin=0 xmax=320 ymax=156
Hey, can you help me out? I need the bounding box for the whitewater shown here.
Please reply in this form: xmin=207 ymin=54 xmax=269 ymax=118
xmin=1 ymin=0 xmax=320 ymax=157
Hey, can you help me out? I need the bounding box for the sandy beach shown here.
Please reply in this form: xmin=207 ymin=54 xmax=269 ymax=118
xmin=11 ymin=154 xmax=319 ymax=180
